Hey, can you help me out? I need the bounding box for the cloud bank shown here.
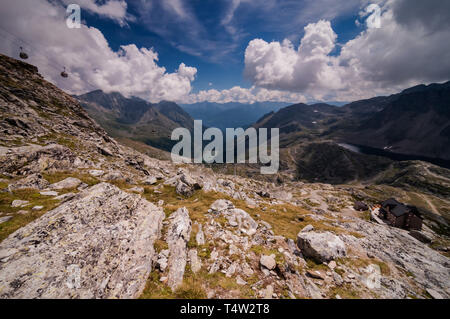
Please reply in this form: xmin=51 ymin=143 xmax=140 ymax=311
xmin=0 ymin=0 xmax=449 ymax=104
xmin=242 ymin=0 xmax=450 ymax=101
xmin=0 ymin=0 xmax=197 ymax=103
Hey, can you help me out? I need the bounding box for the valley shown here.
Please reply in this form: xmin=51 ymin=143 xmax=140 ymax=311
xmin=0 ymin=53 xmax=449 ymax=300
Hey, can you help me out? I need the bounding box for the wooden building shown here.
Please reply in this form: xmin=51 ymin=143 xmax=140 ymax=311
xmin=379 ymin=198 xmax=422 ymax=230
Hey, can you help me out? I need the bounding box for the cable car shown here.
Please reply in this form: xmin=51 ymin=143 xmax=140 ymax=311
xmin=19 ymin=47 xmax=28 ymax=60
xmin=60 ymin=67 xmax=68 ymax=78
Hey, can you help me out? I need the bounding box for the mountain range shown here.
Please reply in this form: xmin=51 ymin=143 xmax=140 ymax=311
xmin=1 ymin=53 xmax=449 ymax=300
xmin=76 ymin=90 xmax=194 ymax=151
xmin=255 ymin=81 xmax=450 ymax=162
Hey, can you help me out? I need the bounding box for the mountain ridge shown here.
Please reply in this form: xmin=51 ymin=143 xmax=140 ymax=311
xmin=1 ymin=53 xmax=449 ymax=300
xmin=253 ymin=81 xmax=450 ymax=161
xmin=76 ymin=90 xmax=194 ymax=151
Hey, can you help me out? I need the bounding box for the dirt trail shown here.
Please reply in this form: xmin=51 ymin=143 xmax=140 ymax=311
xmin=417 ymin=192 xmax=440 ymax=215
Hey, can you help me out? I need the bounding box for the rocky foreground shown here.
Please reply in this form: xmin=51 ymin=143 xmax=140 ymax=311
xmin=0 ymin=54 xmax=449 ymax=299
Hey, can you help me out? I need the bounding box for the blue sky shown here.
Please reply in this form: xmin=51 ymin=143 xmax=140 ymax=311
xmin=82 ymin=0 xmax=363 ymax=93
xmin=1 ymin=0 xmax=449 ymax=104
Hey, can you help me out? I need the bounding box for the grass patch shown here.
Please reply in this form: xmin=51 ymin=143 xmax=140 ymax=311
xmin=0 ymin=188 xmax=60 ymax=243
xmin=41 ymin=171 xmax=99 ymax=187
xmin=250 ymin=245 xmax=284 ymax=264
xmin=140 ymin=268 xmax=207 ymax=299
xmin=329 ymin=284 xmax=361 ymax=299
xmin=306 ymin=258 xmax=329 ymax=271
xmin=143 ymin=185 xmax=233 ymax=224
xmin=360 ymin=210 xmax=371 ymax=221
xmin=139 ymin=271 xmax=173 ymax=299
xmin=337 ymin=257 xmax=391 ymax=276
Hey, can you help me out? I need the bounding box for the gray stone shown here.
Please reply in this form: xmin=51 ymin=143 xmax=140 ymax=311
xmin=188 ymin=249 xmax=202 ymax=273
xmin=227 ymin=209 xmax=258 ymax=236
xmin=306 ymin=269 xmax=326 ymax=280
xmin=236 ymin=276 xmax=247 ymax=285
xmin=155 ymin=254 xmax=168 ymax=272
xmin=103 ymin=171 xmax=122 ymax=181
xmin=180 ymin=173 xmax=202 ymax=190
xmin=208 ymin=257 xmax=222 ymax=274
xmin=260 ymin=255 xmax=276 ymax=270
xmin=89 ymin=169 xmax=105 ymax=177
xmin=0 ymin=216 xmax=13 ymax=224
xmin=196 ymin=224 xmax=205 ymax=245
xmin=77 ymin=183 xmax=89 ymax=191
xmin=328 ymin=260 xmax=337 ymax=270
xmin=32 ymin=206 xmax=44 ymax=211
xmin=210 ymin=199 xmax=233 ymax=213
xmin=129 ymin=186 xmax=144 ymax=193
xmin=175 ymin=180 xmax=194 ymax=197
xmin=426 ymin=288 xmax=444 ymax=299
xmin=242 ymin=263 xmax=254 ymax=277
xmin=49 ymin=177 xmax=82 ymax=190
xmin=54 ymin=192 xmax=75 ymax=202
xmin=332 ymin=271 xmax=344 ymax=286
xmin=142 ymin=176 xmax=157 ymax=185
xmin=226 ymin=262 xmax=237 ymax=277
xmin=0 ymin=183 xmax=165 ymax=298
xmin=11 ymin=200 xmax=29 ymax=208
xmin=7 ymin=174 xmax=49 ymax=191
xmin=167 ymin=207 xmax=192 ymax=291
xmin=297 ymin=231 xmax=346 ymax=263
xmin=40 ymin=191 xmax=58 ymax=196
xmin=262 ymin=285 xmax=274 ymax=299
xmin=300 ymin=224 xmax=314 ymax=233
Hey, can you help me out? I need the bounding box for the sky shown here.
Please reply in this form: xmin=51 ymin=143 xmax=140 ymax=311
xmin=0 ymin=0 xmax=449 ymax=104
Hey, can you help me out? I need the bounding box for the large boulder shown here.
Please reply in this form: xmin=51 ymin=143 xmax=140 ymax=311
xmin=227 ymin=208 xmax=258 ymax=236
xmin=174 ymin=173 xmax=202 ymax=198
xmin=0 ymin=144 xmax=76 ymax=175
xmin=210 ymin=199 xmax=234 ymax=213
xmin=167 ymin=207 xmax=192 ymax=291
xmin=180 ymin=173 xmax=202 ymax=190
xmin=175 ymin=180 xmax=195 ymax=197
xmin=297 ymin=231 xmax=347 ymax=263
xmin=0 ymin=183 xmax=165 ymax=299
xmin=209 ymin=200 xmax=258 ymax=236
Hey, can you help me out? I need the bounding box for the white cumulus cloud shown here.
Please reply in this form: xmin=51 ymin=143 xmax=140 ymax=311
xmin=187 ymin=86 xmax=307 ymax=104
xmin=0 ymin=0 xmax=197 ymax=103
xmin=242 ymin=0 xmax=450 ymax=102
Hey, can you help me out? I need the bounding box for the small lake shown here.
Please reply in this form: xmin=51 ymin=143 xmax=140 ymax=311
xmin=338 ymin=143 xmax=450 ymax=169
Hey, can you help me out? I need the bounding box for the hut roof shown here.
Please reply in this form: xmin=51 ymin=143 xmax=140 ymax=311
xmin=381 ymin=198 xmax=420 ymax=218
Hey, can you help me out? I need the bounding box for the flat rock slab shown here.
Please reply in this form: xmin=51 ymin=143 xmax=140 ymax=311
xmin=0 ymin=182 xmax=164 ymax=299
xmin=7 ymin=174 xmax=49 ymax=191
xmin=0 ymin=216 xmax=12 ymax=224
xmin=49 ymin=177 xmax=82 ymax=190
xmin=167 ymin=207 xmax=192 ymax=291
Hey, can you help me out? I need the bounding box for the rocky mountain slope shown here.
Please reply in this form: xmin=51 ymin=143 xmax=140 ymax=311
xmin=340 ymin=82 xmax=450 ymax=160
xmin=76 ymin=90 xmax=194 ymax=151
xmin=254 ymin=81 xmax=450 ymax=161
xmin=0 ymin=54 xmax=449 ymax=299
